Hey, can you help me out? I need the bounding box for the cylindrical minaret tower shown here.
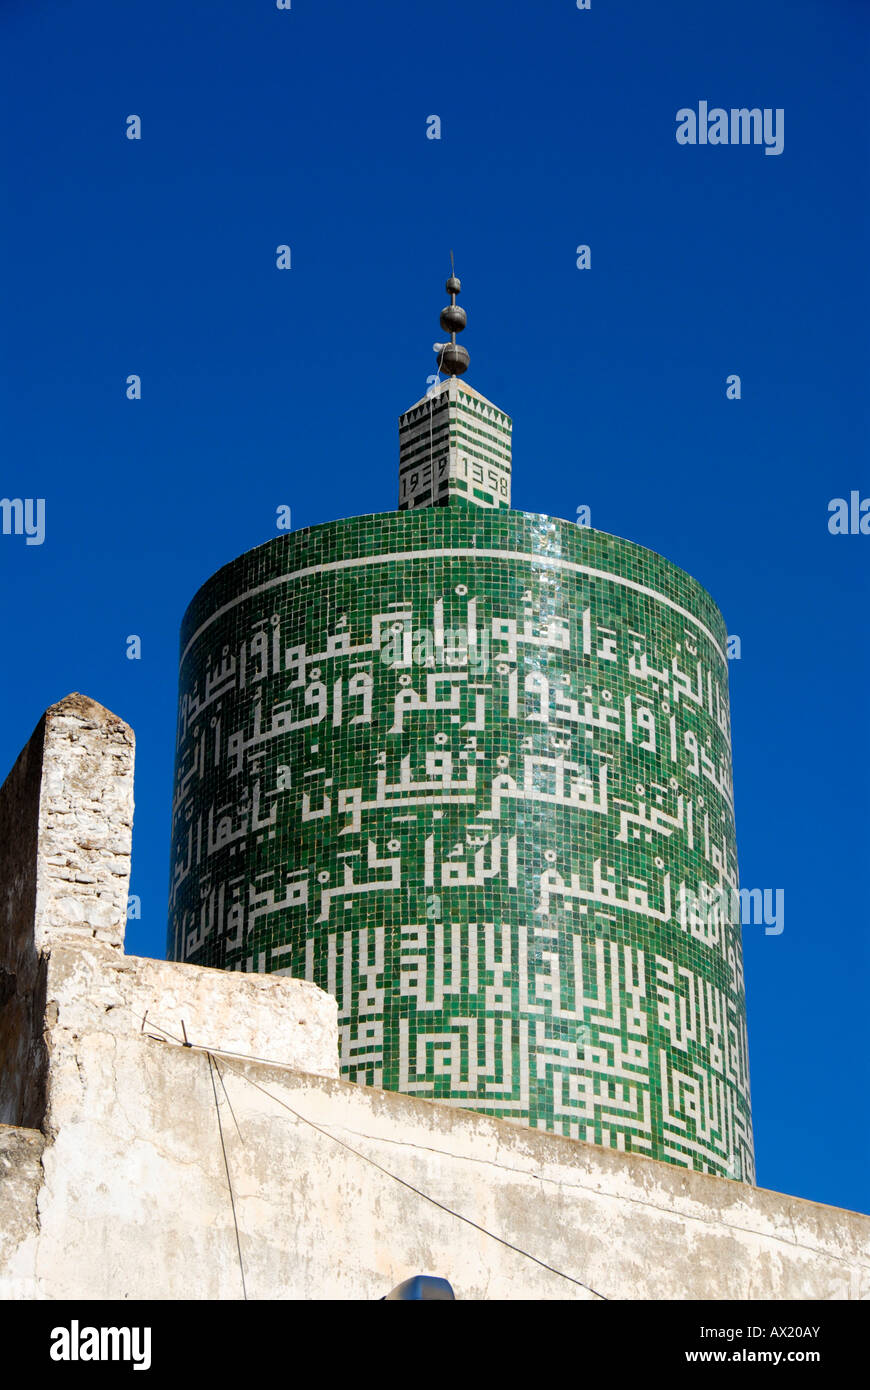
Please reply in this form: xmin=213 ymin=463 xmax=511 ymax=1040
xmin=167 ymin=272 xmax=754 ymax=1181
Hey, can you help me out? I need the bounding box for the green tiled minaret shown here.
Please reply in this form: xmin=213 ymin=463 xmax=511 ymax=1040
xmin=168 ymin=270 xmax=755 ymax=1182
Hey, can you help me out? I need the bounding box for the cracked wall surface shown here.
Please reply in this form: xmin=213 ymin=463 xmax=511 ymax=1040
xmin=16 ymin=1031 xmax=870 ymax=1301
xmin=1 ymin=693 xmax=134 ymax=1127
xmin=0 ymin=694 xmax=868 ymax=1300
xmin=0 ymin=1124 xmax=43 ymax=1296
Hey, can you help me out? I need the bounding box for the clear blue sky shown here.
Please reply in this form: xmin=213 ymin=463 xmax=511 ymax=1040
xmin=1 ymin=0 xmax=867 ymax=1214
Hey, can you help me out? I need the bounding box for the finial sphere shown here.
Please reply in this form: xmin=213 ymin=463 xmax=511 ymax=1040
xmin=440 ymin=304 xmax=467 ymax=334
xmin=437 ymin=343 xmax=470 ymax=377
xmin=446 ymin=275 xmax=461 ymax=294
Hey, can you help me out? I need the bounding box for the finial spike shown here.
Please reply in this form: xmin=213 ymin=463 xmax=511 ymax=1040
xmin=436 ymin=256 xmax=469 ymax=377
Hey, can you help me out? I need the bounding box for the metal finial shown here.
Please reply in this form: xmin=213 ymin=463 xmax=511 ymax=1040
xmin=435 ymin=252 xmax=469 ymax=377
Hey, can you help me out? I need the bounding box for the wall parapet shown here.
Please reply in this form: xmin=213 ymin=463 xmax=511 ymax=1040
xmin=0 ymin=694 xmax=866 ymax=1301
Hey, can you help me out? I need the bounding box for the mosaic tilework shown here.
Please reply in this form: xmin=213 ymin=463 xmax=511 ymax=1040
xmin=398 ymin=377 xmax=512 ymax=510
xmin=167 ymin=503 xmax=754 ymax=1181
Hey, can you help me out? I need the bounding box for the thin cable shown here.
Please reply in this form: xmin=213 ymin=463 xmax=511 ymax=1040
xmin=212 ymin=1052 xmax=244 ymax=1143
xmin=135 ymin=1007 xmax=607 ymax=1298
xmin=126 ymin=1006 xmax=320 ymax=1072
xmin=207 ymin=1051 xmax=247 ymax=1300
xmin=218 ymin=1054 xmax=607 ymax=1300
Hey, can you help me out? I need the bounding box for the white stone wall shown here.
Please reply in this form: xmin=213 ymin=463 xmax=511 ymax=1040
xmin=34 ymin=693 xmax=134 ymax=954
xmin=3 ymin=1012 xmax=868 ymax=1301
xmin=0 ymin=1125 xmax=43 ymax=1299
xmin=0 ymin=693 xmax=868 ymax=1301
xmin=43 ymin=945 xmax=339 ymax=1097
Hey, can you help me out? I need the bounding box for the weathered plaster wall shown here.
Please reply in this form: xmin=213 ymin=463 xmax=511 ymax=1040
xmin=0 ymin=694 xmax=134 ymax=1127
xmin=19 ymin=1028 xmax=870 ymax=1301
xmin=32 ymin=693 xmax=134 ymax=957
xmin=43 ymin=943 xmax=339 ymax=1101
xmin=0 ymin=1125 xmax=44 ymax=1298
xmin=0 ymin=694 xmax=868 ymax=1301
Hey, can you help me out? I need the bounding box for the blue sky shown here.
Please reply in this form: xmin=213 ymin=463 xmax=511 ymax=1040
xmin=1 ymin=0 xmax=867 ymax=1214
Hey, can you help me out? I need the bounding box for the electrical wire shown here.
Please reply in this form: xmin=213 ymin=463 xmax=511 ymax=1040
xmin=206 ymin=1050 xmax=247 ymax=1300
xmin=132 ymin=1007 xmax=607 ymax=1299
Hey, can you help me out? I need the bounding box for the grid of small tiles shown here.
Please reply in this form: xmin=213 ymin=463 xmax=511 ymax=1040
xmin=168 ymin=503 xmax=754 ymax=1181
xmin=398 ymin=380 xmax=512 ymax=510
